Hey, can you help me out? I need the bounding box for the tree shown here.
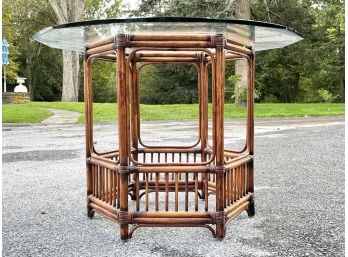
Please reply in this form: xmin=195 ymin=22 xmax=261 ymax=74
xmin=85 ymin=0 xmax=122 ymax=19
xmin=4 ymin=0 xmax=343 ymax=103
xmin=129 ymin=0 xmax=236 ymax=104
xmin=48 ymin=0 xmax=85 ymax=102
xmin=3 ymin=0 xmax=58 ymax=97
xmin=234 ymin=0 xmax=251 ymax=106
xmin=251 ymin=0 xmax=313 ymax=102
xmin=3 ymin=0 xmax=123 ymax=102
xmin=131 ymin=0 xmax=235 ymax=18
xmin=2 ymin=1 xmax=20 ymax=86
xmin=31 ymin=46 xmax=63 ymax=101
xmin=140 ymin=64 xmax=198 ymax=104
xmin=83 ymin=0 xmax=122 ymax=103
xmin=251 ymin=0 xmax=344 ymax=103
xmin=310 ymin=0 xmax=344 ymax=102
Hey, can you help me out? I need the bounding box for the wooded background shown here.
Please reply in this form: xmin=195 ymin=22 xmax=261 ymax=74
xmin=2 ymin=0 xmax=344 ymax=104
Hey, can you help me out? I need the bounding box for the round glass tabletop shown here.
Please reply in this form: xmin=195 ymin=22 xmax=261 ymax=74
xmin=33 ymin=17 xmax=303 ymax=53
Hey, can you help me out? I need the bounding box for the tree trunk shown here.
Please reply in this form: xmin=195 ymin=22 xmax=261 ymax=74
xmin=341 ymin=78 xmax=345 ymax=103
xmin=49 ymin=0 xmax=84 ymax=102
xmin=61 ymin=50 xmax=80 ymax=101
xmin=26 ymin=44 xmax=42 ymax=100
xmin=234 ymin=0 xmax=251 ymax=106
xmin=26 ymin=56 xmax=34 ymax=100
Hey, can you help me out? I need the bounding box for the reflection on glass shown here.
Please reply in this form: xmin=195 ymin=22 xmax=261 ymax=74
xmin=33 ymin=17 xmax=303 ymax=52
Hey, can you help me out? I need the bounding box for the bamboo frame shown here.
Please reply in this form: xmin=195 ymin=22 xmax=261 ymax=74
xmin=84 ymin=33 xmax=255 ymax=240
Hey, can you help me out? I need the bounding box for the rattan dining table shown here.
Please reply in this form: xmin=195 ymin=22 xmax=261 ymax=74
xmin=34 ymin=17 xmax=302 ymax=240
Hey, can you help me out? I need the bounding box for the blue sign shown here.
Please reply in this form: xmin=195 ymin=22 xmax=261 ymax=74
xmin=2 ymin=39 xmax=9 ymax=65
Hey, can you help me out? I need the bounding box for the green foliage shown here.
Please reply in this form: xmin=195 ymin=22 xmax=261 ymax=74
xmin=232 ymin=86 xmax=248 ymax=102
xmin=131 ymin=0 xmax=234 ymax=17
xmin=82 ymin=1 xmax=123 ymax=103
xmin=225 ymin=74 xmax=240 ymax=103
xmin=131 ymin=0 xmax=240 ymax=105
xmin=227 ymin=74 xmax=240 ymax=86
xmin=256 ymin=47 xmax=302 ymax=102
xmin=263 ymin=94 xmax=278 ymax=103
xmin=140 ymin=64 xmax=198 ymax=104
xmin=2 ymin=3 xmax=20 ymax=84
xmin=310 ymin=0 xmax=344 ymax=102
xmin=84 ymin=0 xmax=122 ymax=19
xmin=31 ymin=48 xmax=63 ymax=101
xmin=316 ymin=89 xmax=335 ymax=103
xmin=132 ymin=0 xmax=344 ymax=104
xmin=91 ymin=61 xmax=116 ymax=103
xmin=231 ymin=85 xmax=261 ymax=102
xmin=2 ymin=0 xmax=121 ymax=102
xmin=3 ymin=0 xmax=344 ymax=104
xmin=3 ymin=0 xmax=59 ymax=99
xmin=227 ymin=74 xmax=261 ymax=103
xmin=298 ymin=77 xmax=315 ymax=102
xmin=252 ymin=0 xmax=344 ymax=103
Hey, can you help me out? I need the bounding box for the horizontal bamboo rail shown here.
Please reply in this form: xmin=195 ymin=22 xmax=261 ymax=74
xmin=87 ymin=157 xmax=117 ymax=171
xmin=225 ymin=193 xmax=252 ymax=216
xmin=86 ymin=36 xmax=114 ymax=49
xmin=86 ymin=43 xmax=116 ymax=55
xmin=225 ymin=43 xmax=251 ymax=55
xmin=225 ymin=155 xmax=252 ymax=169
xmin=226 ymin=202 xmax=249 ymax=221
xmin=129 ymin=34 xmax=214 ymax=42
xmin=133 ymin=211 xmax=212 ymax=218
xmin=89 ymin=195 xmax=119 ymax=215
xmin=226 ymin=38 xmax=251 ymax=49
xmin=129 ymin=41 xmax=214 ymax=48
xmin=136 ymin=51 xmax=200 ymax=57
xmin=136 ymin=57 xmax=200 ymax=62
xmin=90 ymin=203 xmax=118 ymax=222
xmin=133 ymin=217 xmax=211 ymax=224
xmin=134 ymin=165 xmax=210 ymax=173
xmin=137 ymin=147 xmax=202 ymax=153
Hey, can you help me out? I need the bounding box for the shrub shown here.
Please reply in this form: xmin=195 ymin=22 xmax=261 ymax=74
xmin=317 ymin=88 xmax=334 ymax=103
xmin=231 ymin=85 xmax=261 ymax=102
xmin=264 ymin=94 xmax=279 ymax=103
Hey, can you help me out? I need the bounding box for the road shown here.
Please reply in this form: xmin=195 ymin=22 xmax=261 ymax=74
xmin=2 ymin=117 xmax=344 ymax=257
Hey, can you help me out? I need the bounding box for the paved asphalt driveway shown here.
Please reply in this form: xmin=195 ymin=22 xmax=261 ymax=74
xmin=2 ymin=117 xmax=344 ymax=257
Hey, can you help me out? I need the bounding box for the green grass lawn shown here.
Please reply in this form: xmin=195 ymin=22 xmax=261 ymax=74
xmin=2 ymin=104 xmax=53 ymax=123
xmin=2 ymin=102 xmax=344 ymax=123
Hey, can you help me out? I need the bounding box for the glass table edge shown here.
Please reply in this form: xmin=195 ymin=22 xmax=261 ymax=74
xmin=52 ymin=16 xmax=301 ymax=35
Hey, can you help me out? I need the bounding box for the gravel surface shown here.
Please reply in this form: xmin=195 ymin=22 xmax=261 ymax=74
xmin=2 ymin=117 xmax=344 ymax=257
